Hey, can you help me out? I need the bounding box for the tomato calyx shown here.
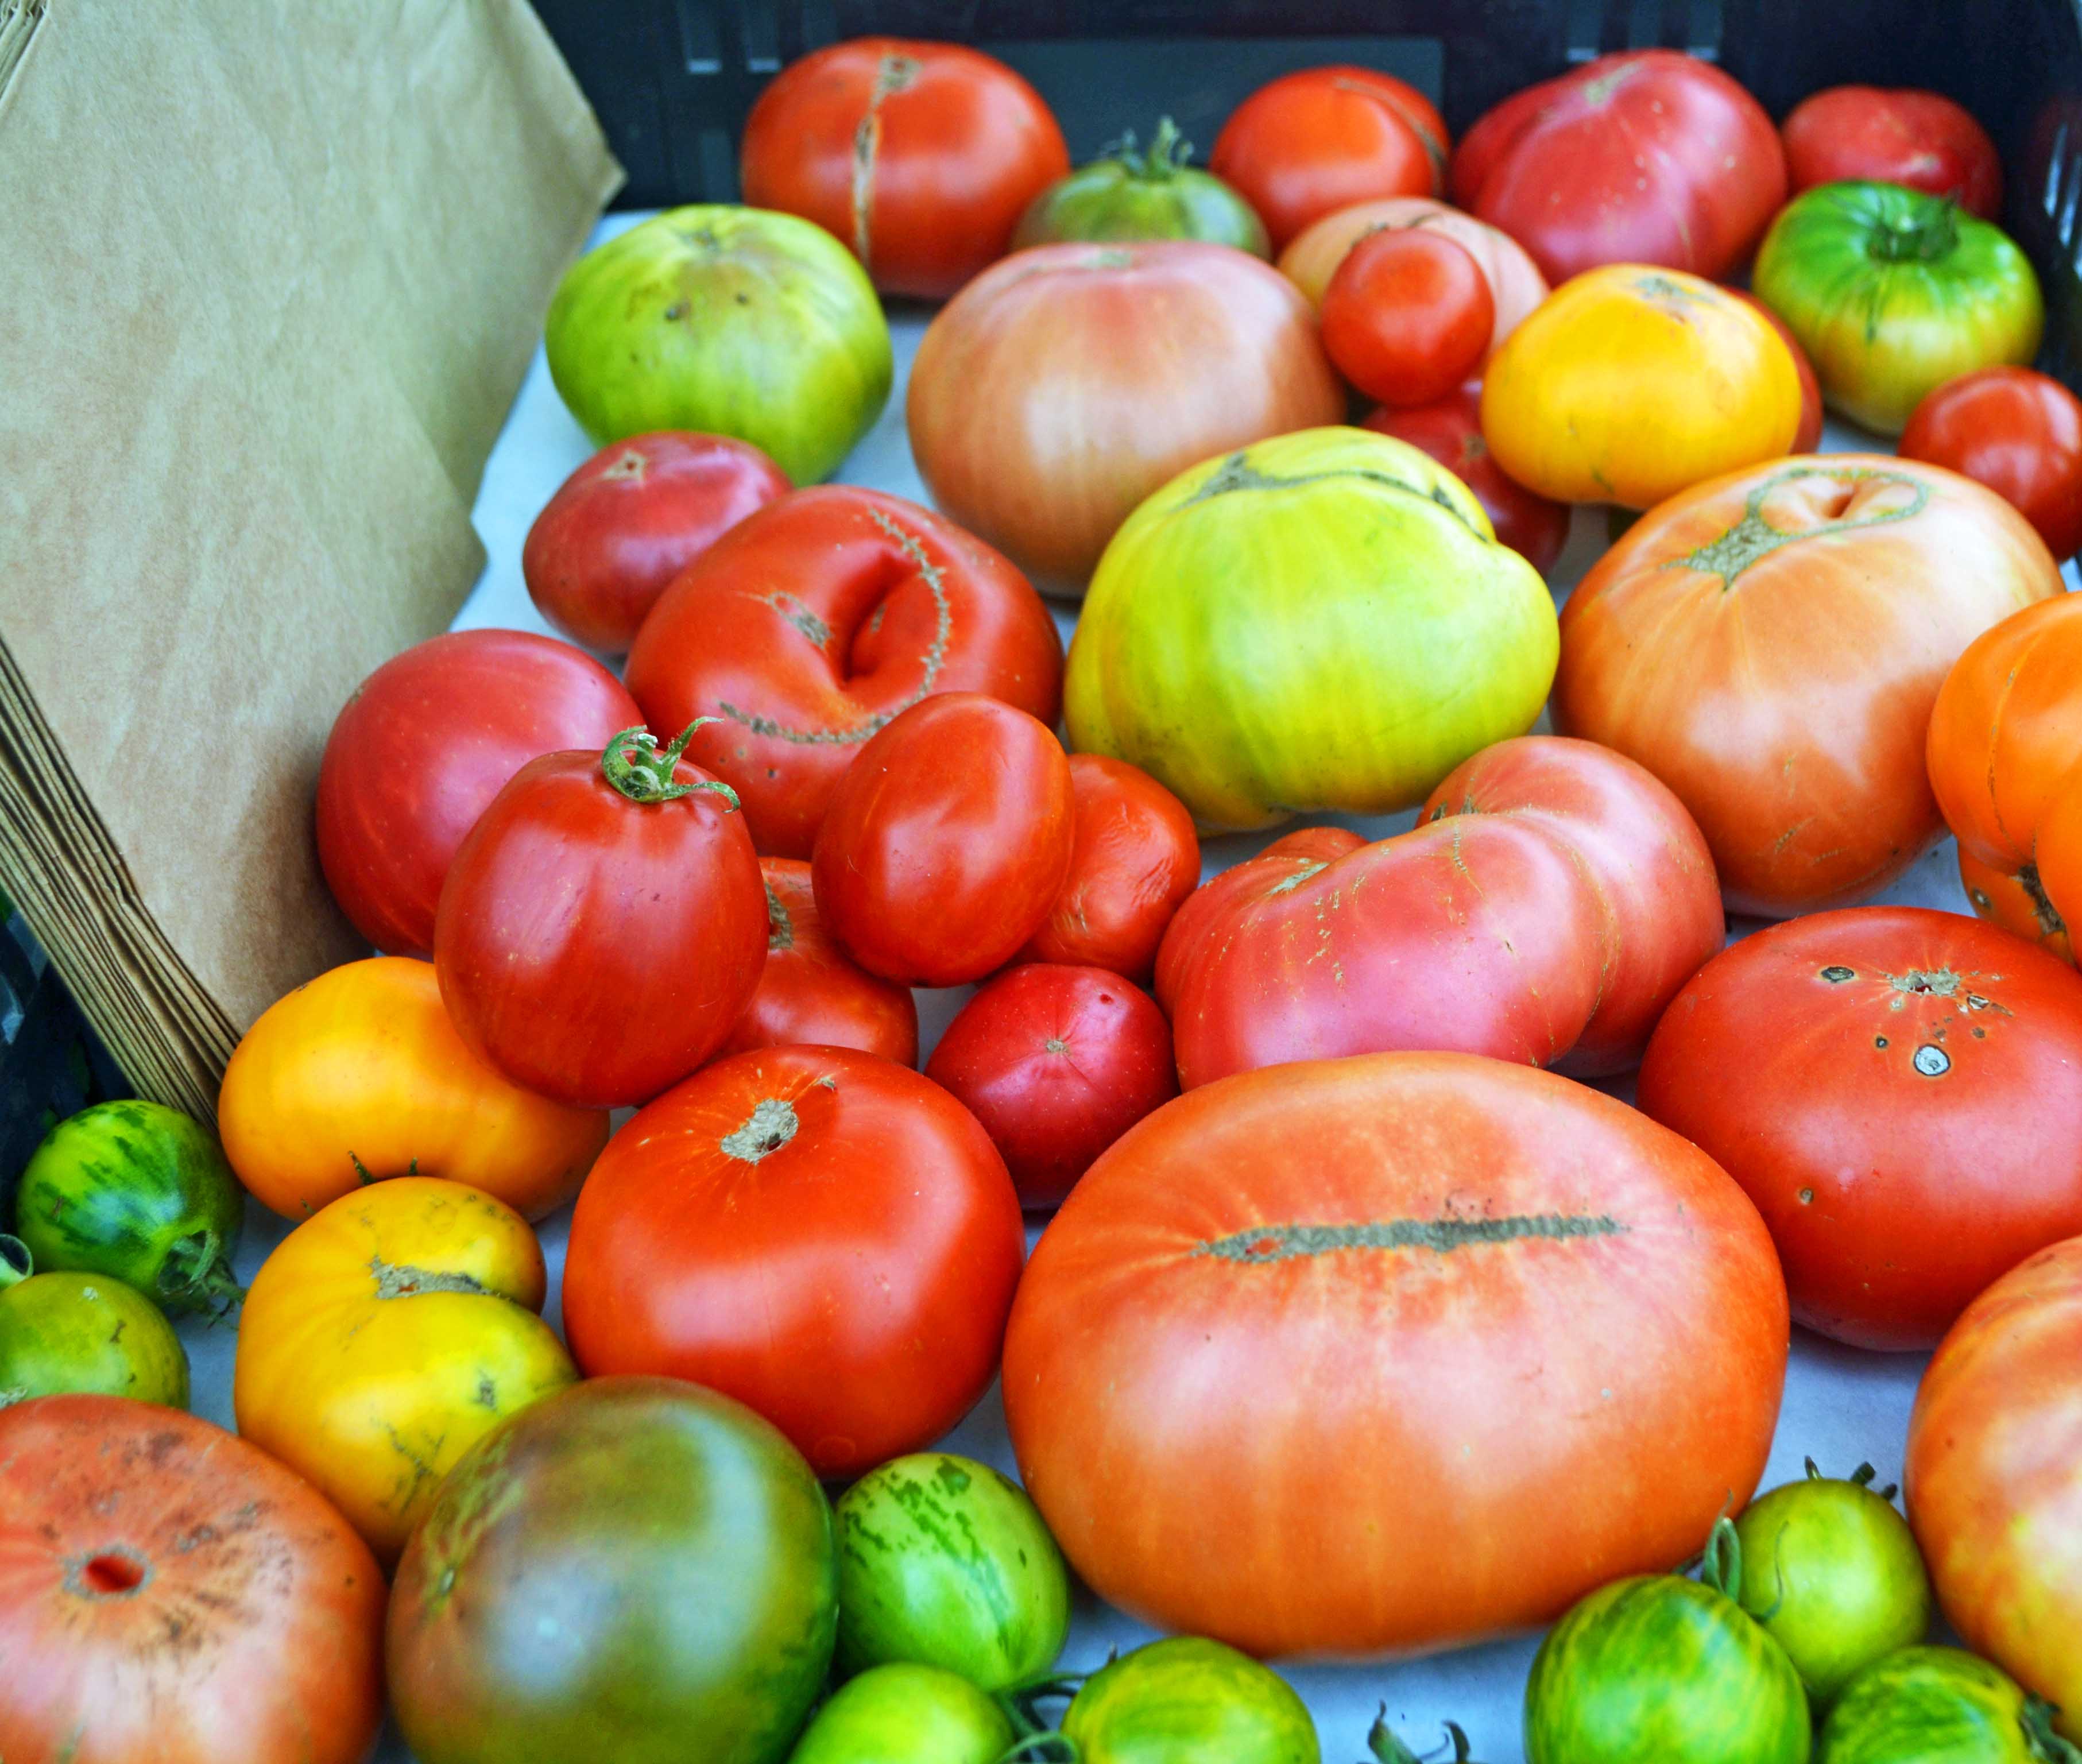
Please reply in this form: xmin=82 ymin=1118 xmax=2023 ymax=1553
xmin=162 ymin=1227 xmax=245 ymax=1321
xmin=1369 ymin=1711 xmax=1479 ymax=1764
xmin=601 ymin=722 xmax=741 ymax=811
xmin=0 ymin=1232 xmax=29 ymax=1290
xmin=1195 ymin=1214 xmax=1627 ymax=1264
xmin=1865 ymin=193 xmax=1961 ymax=264
xmin=1697 ymin=1515 xmax=1746 ymax=1603
xmin=1807 ymin=1454 xmax=1901 ymax=1501
xmin=1675 ymin=465 xmax=1929 ymax=589
xmin=1103 ymin=117 xmax=1195 ymax=183
xmin=2023 ymin=1696 xmax=2082 ymax=1764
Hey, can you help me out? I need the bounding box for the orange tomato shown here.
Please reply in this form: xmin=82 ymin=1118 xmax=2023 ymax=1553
xmin=218 ymin=956 xmax=609 ymax=1220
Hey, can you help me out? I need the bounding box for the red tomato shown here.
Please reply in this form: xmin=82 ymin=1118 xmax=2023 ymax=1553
xmin=1320 ymin=228 xmax=1492 ymax=407
xmin=1209 ymin=66 xmax=1448 ymax=251
xmin=315 ymin=629 xmax=640 ymax=957
xmin=1155 ymin=736 xmax=1722 ymax=1087
xmin=1728 ymin=288 xmax=1826 ymax=453
xmin=812 ymin=694 xmax=1074 ymax=988
xmin=435 ymin=725 xmax=767 ymax=1108
xmin=719 ymin=858 xmax=918 ymax=1066
xmin=562 ymin=1045 xmax=1025 ymax=1478
xmin=1900 ymin=367 xmax=2082 ymax=562
xmin=1364 ymin=388 xmax=1571 ymax=572
xmin=624 ymin=486 xmax=1064 ymax=858
xmin=1782 ymin=86 xmax=2002 ymax=219
xmin=739 ymin=38 xmax=1068 ymax=299
xmin=1018 ymin=753 xmax=1201 ymax=984
xmin=521 ymin=431 xmax=789 ymax=653
xmin=1450 ymin=50 xmax=1786 ymax=283
xmin=1003 ymin=1051 xmax=1789 ymax=1655
xmin=1639 ymin=907 xmax=2082 ymax=1351
xmin=0 ymin=1396 xmax=386 ymax=1764
xmin=924 ymin=964 xmax=1178 ymax=1209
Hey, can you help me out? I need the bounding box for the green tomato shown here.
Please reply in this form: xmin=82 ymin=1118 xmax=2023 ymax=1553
xmin=1752 ymin=181 xmax=2042 ymax=435
xmin=788 ymin=1663 xmax=1014 ymax=1764
xmin=14 ymin=1100 xmax=243 ymax=1317
xmin=1066 ymin=426 xmax=1557 ymax=831
xmin=1819 ymin=1646 xmax=2081 ymax=1764
xmin=1734 ymin=1459 xmax=1933 ymax=1703
xmin=1013 ymin=119 xmax=1269 ymax=258
xmin=1061 ymin=1637 xmax=1320 ymax=1764
xmin=545 ymin=205 xmax=892 ymax=485
xmin=0 ymin=1270 xmax=189 ymax=1407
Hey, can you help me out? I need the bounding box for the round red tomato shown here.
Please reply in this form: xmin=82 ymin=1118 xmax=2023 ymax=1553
xmin=1209 ymin=65 xmax=1448 ymax=251
xmin=0 ymin=1396 xmax=386 ymax=1764
xmin=740 ymin=38 xmax=1068 ymax=299
xmin=1321 ymin=227 xmax=1492 ymax=407
xmin=1364 ymin=388 xmax=1572 ymax=572
xmin=1899 ymin=367 xmax=2082 ymax=562
xmin=1782 ymin=86 xmax=2002 ymax=219
xmin=1727 ymin=288 xmax=1826 ymax=454
xmin=562 ymin=1045 xmax=1025 ymax=1478
xmin=435 ymin=725 xmax=767 ymax=1108
xmin=1450 ymin=49 xmax=1786 ymax=283
xmin=1018 ymin=753 xmax=1200 ymax=983
xmin=1003 ymin=1051 xmax=1789 ymax=1656
xmin=1639 ymin=906 xmax=2082 ymax=1351
xmin=624 ymin=486 xmax=1064 ymax=858
xmin=812 ymin=693 xmax=1074 ymax=988
xmin=315 ymin=629 xmax=640 ymax=957
xmin=924 ymin=964 xmax=1178 ymax=1209
xmin=719 ymin=858 xmax=918 ymax=1066
xmin=521 ymin=431 xmax=789 ymax=653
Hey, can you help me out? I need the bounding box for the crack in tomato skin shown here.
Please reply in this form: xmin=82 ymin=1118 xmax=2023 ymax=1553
xmin=1194 ymin=1213 xmax=1627 ymax=1263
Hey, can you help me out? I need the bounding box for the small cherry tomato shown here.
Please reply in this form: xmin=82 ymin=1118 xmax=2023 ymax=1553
xmin=1899 ymin=367 xmax=2082 ymax=562
xmin=1781 ymin=86 xmax=2002 ymax=219
xmin=1321 ymin=228 xmax=1493 ymax=407
xmin=1365 ymin=386 xmax=1572 ymax=573
xmin=1729 ymin=287 xmax=1827 ymax=454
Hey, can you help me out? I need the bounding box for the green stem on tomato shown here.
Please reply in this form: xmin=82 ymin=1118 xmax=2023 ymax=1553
xmin=600 ymin=721 xmax=740 ymax=810
xmin=1698 ymin=1515 xmax=1744 ymax=1606
xmin=1866 ymin=195 xmax=1959 ymax=262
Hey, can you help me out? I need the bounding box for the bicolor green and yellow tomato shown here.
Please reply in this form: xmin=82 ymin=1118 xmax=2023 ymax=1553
xmin=0 ymin=1271 xmax=188 ymax=1407
xmin=787 ymin=1664 xmax=1013 ymax=1764
xmin=1818 ymin=1647 xmax=2071 ymax=1764
xmin=1061 ymin=1637 xmax=1320 ymax=1764
xmin=1065 ymin=427 xmax=1557 ymax=831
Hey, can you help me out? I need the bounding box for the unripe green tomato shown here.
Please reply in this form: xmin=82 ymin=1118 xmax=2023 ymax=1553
xmin=1061 ymin=1637 xmax=1320 ymax=1764
xmin=0 ymin=1271 xmax=189 ymax=1407
xmin=1818 ymin=1646 xmax=2072 ymax=1764
xmin=787 ymin=1663 xmax=1013 ymax=1764
xmin=1014 ymin=119 xmax=1269 ymax=258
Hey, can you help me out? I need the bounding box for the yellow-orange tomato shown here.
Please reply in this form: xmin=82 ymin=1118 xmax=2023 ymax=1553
xmin=234 ymin=1177 xmax=577 ymax=1564
xmin=219 ymin=957 xmax=608 ymax=1220
xmin=1481 ymin=264 xmax=1802 ymax=508
xmin=1928 ymin=595 xmax=2082 ymax=962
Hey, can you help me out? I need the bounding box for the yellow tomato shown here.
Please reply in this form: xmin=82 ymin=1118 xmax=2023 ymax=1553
xmin=234 ymin=1176 xmax=577 ymax=1564
xmin=1481 ymin=265 xmax=1802 ymax=508
xmin=218 ymin=956 xmax=609 ymax=1220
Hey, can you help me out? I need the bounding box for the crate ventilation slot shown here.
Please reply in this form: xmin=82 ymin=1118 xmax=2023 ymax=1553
xmin=1569 ymin=0 xmax=1724 ymax=61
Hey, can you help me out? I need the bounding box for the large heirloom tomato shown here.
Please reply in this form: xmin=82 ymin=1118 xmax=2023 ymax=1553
xmin=1066 ymin=427 xmax=1557 ymax=831
xmin=1555 ymin=456 xmax=2062 ymax=915
xmin=1365 ymin=389 xmax=1572 ymax=574
xmin=218 ymin=956 xmax=609 ymax=1220
xmin=1901 ymin=367 xmax=2082 ymax=562
xmin=740 ymin=39 xmax=1067 ymax=300
xmin=315 ymin=628 xmax=640 ymax=957
xmin=1929 ymin=594 xmax=2082 ymax=961
xmin=1155 ymin=736 xmax=1721 ymax=1087
xmin=625 ymin=486 xmax=1064 ymax=857
xmin=907 ymin=241 xmax=1342 ymax=593
xmin=235 ymin=1177 xmax=578 ymax=1564
xmin=1003 ymin=1053 xmax=1788 ymax=1657
xmin=1908 ymin=1237 xmax=2082 ymax=1741
xmin=1782 ymin=87 xmax=2002 ymax=218
xmin=0 ymin=1395 xmax=385 ymax=1764
xmin=1450 ymin=50 xmax=1785 ymax=283
xmin=1639 ymin=908 xmax=2082 ymax=1351
xmin=563 ymin=1046 xmax=1025 ymax=1479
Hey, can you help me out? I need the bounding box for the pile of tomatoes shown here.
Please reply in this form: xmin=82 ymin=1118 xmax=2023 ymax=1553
xmin=11 ymin=34 xmax=2082 ymax=1764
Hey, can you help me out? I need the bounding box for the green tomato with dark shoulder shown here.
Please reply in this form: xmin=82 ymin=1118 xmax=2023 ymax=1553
xmin=1061 ymin=1637 xmax=1320 ymax=1764
xmin=1014 ymin=119 xmax=1270 ymax=257
xmin=14 ymin=1100 xmax=243 ymax=1317
xmin=544 ymin=205 xmax=892 ymax=485
xmin=788 ymin=1663 xmax=1013 ymax=1764
xmin=1818 ymin=1646 xmax=2081 ymax=1764
xmin=0 ymin=1270 xmax=188 ymax=1407
xmin=1752 ymin=181 xmax=2042 ymax=435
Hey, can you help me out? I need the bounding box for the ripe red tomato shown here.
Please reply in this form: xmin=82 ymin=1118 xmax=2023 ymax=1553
xmin=1782 ymin=86 xmax=2002 ymax=219
xmin=0 ymin=1396 xmax=386 ymax=1764
xmin=315 ymin=629 xmax=640 ymax=957
xmin=1899 ymin=368 xmax=2082 ymax=562
xmin=1728 ymin=288 xmax=1826 ymax=453
xmin=563 ymin=1045 xmax=1025 ymax=1478
xmin=521 ymin=431 xmax=789 ymax=652
xmin=1209 ymin=66 xmax=1448 ymax=251
xmin=740 ymin=38 xmax=1069 ymax=299
xmin=719 ymin=858 xmax=918 ymax=1066
xmin=435 ymin=725 xmax=768 ymax=1108
xmin=1156 ymin=736 xmax=1722 ymax=1086
xmin=1017 ymin=753 xmax=1201 ymax=984
xmin=1364 ymin=388 xmax=1572 ymax=572
xmin=1003 ymin=1052 xmax=1789 ymax=1656
xmin=624 ymin=486 xmax=1065 ymax=858
xmin=1321 ymin=228 xmax=1493 ymax=407
xmin=812 ymin=694 xmax=1074 ymax=988
xmin=924 ymin=964 xmax=1178 ymax=1209
xmin=1639 ymin=907 xmax=2082 ymax=1351
xmin=1451 ymin=50 xmax=1786 ymax=283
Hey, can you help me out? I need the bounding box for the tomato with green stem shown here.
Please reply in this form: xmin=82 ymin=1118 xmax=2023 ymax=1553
xmin=1015 ymin=119 xmax=1268 ymax=257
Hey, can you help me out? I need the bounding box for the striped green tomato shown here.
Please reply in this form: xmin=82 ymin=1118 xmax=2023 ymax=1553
xmin=0 ymin=1270 xmax=189 ymax=1407
xmin=787 ymin=1664 xmax=1013 ymax=1764
xmin=1818 ymin=1647 xmax=2080 ymax=1764
xmin=1062 ymin=1637 xmax=1319 ymax=1764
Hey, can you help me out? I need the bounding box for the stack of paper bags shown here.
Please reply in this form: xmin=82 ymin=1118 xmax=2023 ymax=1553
xmin=0 ymin=0 xmax=620 ymax=1117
